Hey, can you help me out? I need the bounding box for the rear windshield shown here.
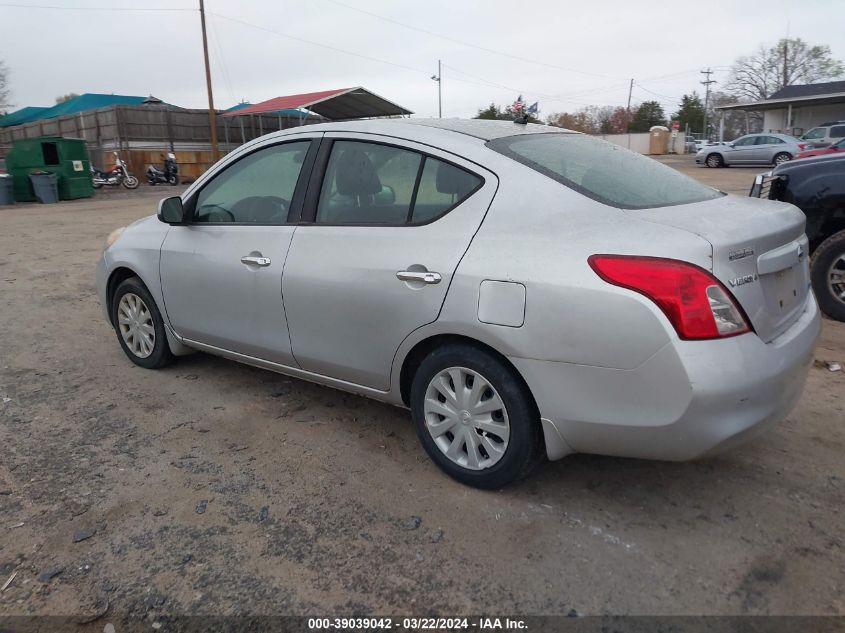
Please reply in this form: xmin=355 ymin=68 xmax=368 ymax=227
xmin=486 ymin=133 xmax=723 ymax=209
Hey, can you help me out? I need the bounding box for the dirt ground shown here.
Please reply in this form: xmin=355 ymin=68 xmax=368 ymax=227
xmin=0 ymin=157 xmax=843 ymax=623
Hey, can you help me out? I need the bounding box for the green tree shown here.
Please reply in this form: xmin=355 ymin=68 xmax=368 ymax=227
xmin=475 ymin=101 xmax=541 ymax=123
xmin=0 ymin=60 xmax=10 ymax=114
xmin=475 ymin=103 xmax=506 ymax=120
xmin=673 ymin=93 xmax=705 ymax=135
xmin=726 ymin=37 xmax=844 ymax=101
xmin=628 ymin=101 xmax=666 ymax=132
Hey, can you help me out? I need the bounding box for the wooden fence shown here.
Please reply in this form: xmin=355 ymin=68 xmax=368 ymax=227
xmin=0 ymin=105 xmax=320 ymax=181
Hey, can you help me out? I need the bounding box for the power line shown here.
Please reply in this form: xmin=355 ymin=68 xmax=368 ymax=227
xmin=208 ymin=9 xmax=236 ymax=104
xmin=211 ymin=12 xmax=432 ymax=78
xmin=0 ymin=2 xmax=193 ymax=10
xmin=322 ymin=0 xmax=623 ymax=81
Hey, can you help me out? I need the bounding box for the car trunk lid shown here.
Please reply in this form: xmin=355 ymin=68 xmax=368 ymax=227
xmin=631 ymin=195 xmax=810 ymax=342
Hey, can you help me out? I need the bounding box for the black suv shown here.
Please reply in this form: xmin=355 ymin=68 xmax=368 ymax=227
xmin=751 ymin=153 xmax=845 ymax=321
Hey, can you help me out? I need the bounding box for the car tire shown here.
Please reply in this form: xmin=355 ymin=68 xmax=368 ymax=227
xmin=111 ymin=277 xmax=174 ymax=369
xmin=773 ymin=152 xmax=792 ymax=166
xmin=810 ymin=231 xmax=845 ymax=322
xmin=409 ymin=343 xmax=543 ymax=489
xmin=705 ymin=153 xmax=724 ymax=168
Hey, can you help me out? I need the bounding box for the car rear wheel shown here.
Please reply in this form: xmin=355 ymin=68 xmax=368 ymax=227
xmin=410 ymin=344 xmax=542 ymax=489
xmin=811 ymin=231 xmax=845 ymax=322
xmin=111 ymin=277 xmax=174 ymax=368
xmin=773 ymin=152 xmax=792 ymax=166
xmin=705 ymin=153 xmax=724 ymax=168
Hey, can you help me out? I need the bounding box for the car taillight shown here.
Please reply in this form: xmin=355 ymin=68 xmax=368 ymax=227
xmin=588 ymin=255 xmax=751 ymax=340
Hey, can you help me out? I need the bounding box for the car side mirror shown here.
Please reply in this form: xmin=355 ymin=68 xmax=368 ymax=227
xmin=373 ymin=184 xmax=396 ymax=206
xmin=728 ymin=142 xmax=735 ymax=148
xmin=158 ymin=196 xmax=185 ymax=224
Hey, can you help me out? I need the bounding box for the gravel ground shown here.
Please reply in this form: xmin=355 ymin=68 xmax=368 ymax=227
xmin=0 ymin=161 xmax=843 ymax=623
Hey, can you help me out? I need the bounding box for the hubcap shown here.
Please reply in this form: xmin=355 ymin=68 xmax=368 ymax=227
xmin=423 ymin=367 xmax=510 ymax=471
xmin=117 ymin=293 xmax=155 ymax=358
xmin=829 ymin=254 xmax=845 ymax=306
xmin=775 ymin=154 xmax=790 ymax=165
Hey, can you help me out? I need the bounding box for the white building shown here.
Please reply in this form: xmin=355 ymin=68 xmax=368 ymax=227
xmin=714 ymin=80 xmax=845 ymax=140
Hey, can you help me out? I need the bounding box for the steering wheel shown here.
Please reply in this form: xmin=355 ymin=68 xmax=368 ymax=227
xmin=197 ymin=204 xmax=235 ymax=223
xmin=230 ymin=196 xmax=289 ymax=223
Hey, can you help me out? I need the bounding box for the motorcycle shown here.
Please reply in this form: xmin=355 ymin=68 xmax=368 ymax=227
xmin=147 ymin=153 xmax=180 ymax=186
xmin=91 ymin=151 xmax=139 ymax=189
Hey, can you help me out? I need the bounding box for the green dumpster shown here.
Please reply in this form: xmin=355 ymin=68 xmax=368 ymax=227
xmin=6 ymin=137 xmax=94 ymax=202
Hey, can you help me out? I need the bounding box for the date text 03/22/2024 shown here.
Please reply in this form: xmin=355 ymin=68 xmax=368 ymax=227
xmin=307 ymin=617 xmax=528 ymax=630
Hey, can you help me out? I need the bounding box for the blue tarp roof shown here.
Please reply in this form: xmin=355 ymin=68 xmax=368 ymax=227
xmin=0 ymin=93 xmax=150 ymax=127
xmin=0 ymin=106 xmax=51 ymax=127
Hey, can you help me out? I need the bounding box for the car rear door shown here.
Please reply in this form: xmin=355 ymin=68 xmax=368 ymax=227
xmin=281 ymin=133 xmax=497 ymax=390
xmin=159 ymin=136 xmax=319 ymax=365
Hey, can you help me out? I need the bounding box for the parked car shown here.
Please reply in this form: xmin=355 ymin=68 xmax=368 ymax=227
xmin=750 ymin=153 xmax=845 ymax=322
xmin=97 ymin=119 xmax=820 ymax=488
xmin=796 ymin=137 xmax=845 ymax=159
xmin=799 ymin=121 xmax=845 ymax=148
xmin=696 ymin=133 xmax=806 ymax=167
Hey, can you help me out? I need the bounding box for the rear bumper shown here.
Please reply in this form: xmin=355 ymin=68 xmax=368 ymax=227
xmin=511 ymin=294 xmax=821 ymax=461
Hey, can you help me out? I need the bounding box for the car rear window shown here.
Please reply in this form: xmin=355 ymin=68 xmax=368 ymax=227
xmin=831 ymin=125 xmax=845 ymax=138
xmin=486 ymin=133 xmax=723 ymax=209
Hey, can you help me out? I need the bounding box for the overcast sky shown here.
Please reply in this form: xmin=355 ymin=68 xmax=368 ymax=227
xmin=2 ymin=0 xmax=844 ymax=120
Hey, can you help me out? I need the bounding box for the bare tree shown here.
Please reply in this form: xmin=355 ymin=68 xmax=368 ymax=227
xmin=726 ymin=38 xmax=844 ymax=101
xmin=0 ymin=60 xmax=11 ymax=114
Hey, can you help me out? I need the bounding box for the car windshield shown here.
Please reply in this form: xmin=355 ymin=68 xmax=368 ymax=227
xmin=487 ymin=133 xmax=723 ymax=209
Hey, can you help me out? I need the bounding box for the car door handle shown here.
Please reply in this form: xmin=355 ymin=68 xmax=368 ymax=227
xmin=240 ymin=255 xmax=271 ymax=267
xmin=396 ymin=270 xmax=442 ymax=284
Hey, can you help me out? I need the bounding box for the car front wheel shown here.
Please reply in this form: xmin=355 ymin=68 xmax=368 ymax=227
xmin=811 ymin=231 xmax=845 ymax=322
xmin=410 ymin=344 xmax=542 ymax=489
xmin=705 ymin=153 xmax=724 ymax=168
xmin=111 ymin=277 xmax=174 ymax=368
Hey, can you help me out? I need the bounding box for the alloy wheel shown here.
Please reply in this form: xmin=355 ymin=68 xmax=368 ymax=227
xmin=829 ymin=254 xmax=845 ymax=306
xmin=117 ymin=293 xmax=155 ymax=358
xmin=423 ymin=366 xmax=510 ymax=470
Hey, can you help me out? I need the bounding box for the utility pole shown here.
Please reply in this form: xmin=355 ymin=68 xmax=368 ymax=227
xmin=782 ymin=38 xmax=789 ymax=89
xmin=625 ymin=78 xmax=634 ymax=132
xmin=199 ymin=0 xmax=220 ymax=161
xmin=700 ymin=68 xmax=716 ymax=140
xmin=431 ymin=60 xmax=442 ymax=118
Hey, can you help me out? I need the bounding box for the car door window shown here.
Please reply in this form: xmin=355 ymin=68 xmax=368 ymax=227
xmin=194 ymin=141 xmax=310 ymax=224
xmin=734 ymin=137 xmax=756 ymax=146
xmin=831 ymin=126 xmax=845 ymax=138
xmin=803 ymin=128 xmax=826 ymax=140
xmin=412 ymin=158 xmax=482 ymax=223
xmin=316 ymin=141 xmax=421 ymax=225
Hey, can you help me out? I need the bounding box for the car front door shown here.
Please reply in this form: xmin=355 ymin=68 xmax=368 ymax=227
xmin=726 ymin=135 xmax=758 ymax=163
xmin=281 ymin=133 xmax=496 ymax=390
xmin=159 ymin=136 xmax=318 ymax=365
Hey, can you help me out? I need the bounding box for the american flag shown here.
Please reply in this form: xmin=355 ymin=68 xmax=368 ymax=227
xmin=511 ymin=95 xmax=525 ymax=112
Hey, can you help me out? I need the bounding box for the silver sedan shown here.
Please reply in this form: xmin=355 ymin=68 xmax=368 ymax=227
xmin=695 ymin=133 xmax=807 ymax=167
xmin=97 ymin=119 xmax=820 ymax=488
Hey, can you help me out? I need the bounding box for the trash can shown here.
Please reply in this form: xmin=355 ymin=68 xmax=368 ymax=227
xmin=6 ymin=137 xmax=93 ymax=201
xmin=0 ymin=174 xmax=13 ymax=205
xmin=29 ymin=172 xmax=59 ymax=203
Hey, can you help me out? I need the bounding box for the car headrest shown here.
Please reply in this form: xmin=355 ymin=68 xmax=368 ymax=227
xmin=436 ymin=162 xmax=475 ymax=196
xmin=335 ymin=148 xmax=382 ymax=197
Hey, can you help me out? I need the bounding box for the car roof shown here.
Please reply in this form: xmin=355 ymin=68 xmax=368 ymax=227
xmin=273 ymin=117 xmax=577 ymax=142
